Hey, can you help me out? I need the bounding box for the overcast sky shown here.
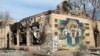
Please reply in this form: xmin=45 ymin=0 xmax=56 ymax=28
xmin=0 ymin=0 xmax=63 ymax=21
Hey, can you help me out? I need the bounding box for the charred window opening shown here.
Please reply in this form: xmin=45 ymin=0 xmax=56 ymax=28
xmin=31 ymin=22 xmax=39 ymax=29
xmin=10 ymin=22 xmax=20 ymax=33
xmin=20 ymin=28 xmax=26 ymax=32
xmin=30 ymin=22 xmax=46 ymax=45
xmin=31 ymin=22 xmax=42 ymax=45
xmin=32 ymin=31 xmax=41 ymax=45
xmin=19 ymin=24 xmax=26 ymax=32
xmin=12 ymin=34 xmax=17 ymax=45
xmin=31 ymin=31 xmax=46 ymax=45
xmin=20 ymin=33 xmax=27 ymax=46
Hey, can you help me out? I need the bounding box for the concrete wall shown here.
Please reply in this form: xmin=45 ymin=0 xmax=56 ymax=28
xmin=50 ymin=13 xmax=95 ymax=52
xmin=0 ymin=19 xmax=15 ymax=49
xmin=96 ymin=21 xmax=100 ymax=32
xmin=95 ymin=20 xmax=100 ymax=47
xmin=0 ymin=26 xmax=11 ymax=48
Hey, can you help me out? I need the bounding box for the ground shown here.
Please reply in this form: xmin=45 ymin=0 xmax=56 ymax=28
xmin=0 ymin=49 xmax=99 ymax=56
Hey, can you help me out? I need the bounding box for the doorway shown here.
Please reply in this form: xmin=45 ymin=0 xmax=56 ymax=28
xmin=7 ymin=33 xmax=9 ymax=49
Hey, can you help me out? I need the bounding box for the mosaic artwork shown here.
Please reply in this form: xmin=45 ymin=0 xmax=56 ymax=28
xmin=58 ymin=18 xmax=84 ymax=48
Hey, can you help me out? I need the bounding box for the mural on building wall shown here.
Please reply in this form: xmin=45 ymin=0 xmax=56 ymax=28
xmin=58 ymin=18 xmax=84 ymax=48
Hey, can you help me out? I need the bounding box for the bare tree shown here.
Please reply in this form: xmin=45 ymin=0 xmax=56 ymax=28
xmin=70 ymin=0 xmax=100 ymax=19
xmin=0 ymin=11 xmax=12 ymax=26
xmin=79 ymin=0 xmax=88 ymax=14
xmin=73 ymin=0 xmax=90 ymax=15
xmin=89 ymin=0 xmax=100 ymax=19
xmin=77 ymin=0 xmax=100 ymax=19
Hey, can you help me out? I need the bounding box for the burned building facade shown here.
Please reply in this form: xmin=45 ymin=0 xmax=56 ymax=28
xmin=10 ymin=13 xmax=100 ymax=53
xmin=2 ymin=0 xmax=100 ymax=53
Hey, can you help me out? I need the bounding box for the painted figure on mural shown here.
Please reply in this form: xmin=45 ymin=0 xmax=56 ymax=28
xmin=58 ymin=19 xmax=83 ymax=48
xmin=62 ymin=20 xmax=82 ymax=47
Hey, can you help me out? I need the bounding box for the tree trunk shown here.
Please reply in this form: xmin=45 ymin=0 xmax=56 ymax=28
xmin=92 ymin=8 xmax=96 ymax=19
xmin=83 ymin=4 xmax=86 ymax=14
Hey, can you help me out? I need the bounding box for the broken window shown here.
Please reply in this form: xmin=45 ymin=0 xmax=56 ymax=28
xmin=31 ymin=27 xmax=41 ymax=45
xmin=10 ymin=22 xmax=19 ymax=33
xmin=12 ymin=34 xmax=17 ymax=45
xmin=20 ymin=33 xmax=27 ymax=46
xmin=32 ymin=31 xmax=41 ymax=45
xmin=31 ymin=22 xmax=42 ymax=45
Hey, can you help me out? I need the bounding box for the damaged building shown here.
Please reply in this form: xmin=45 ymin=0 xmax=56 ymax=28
xmin=0 ymin=0 xmax=100 ymax=53
xmin=0 ymin=19 xmax=15 ymax=49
